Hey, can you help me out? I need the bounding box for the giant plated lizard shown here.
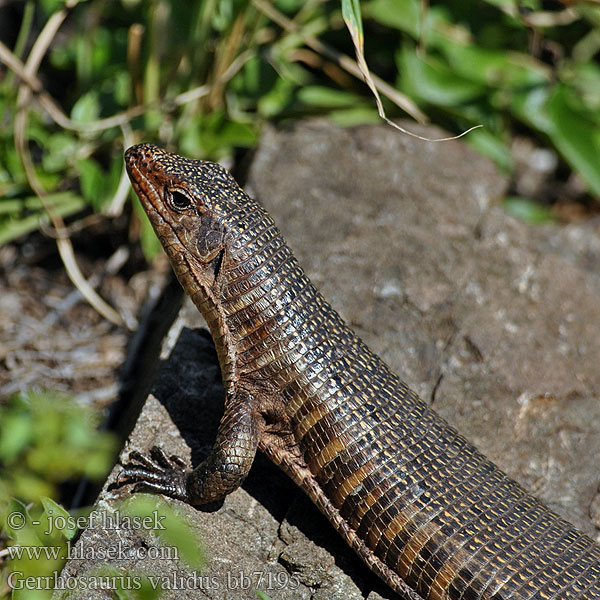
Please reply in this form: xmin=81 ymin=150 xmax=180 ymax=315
xmin=119 ymin=143 xmax=600 ymax=600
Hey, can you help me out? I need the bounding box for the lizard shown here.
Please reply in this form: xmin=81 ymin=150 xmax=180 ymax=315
xmin=119 ymin=143 xmax=600 ymax=600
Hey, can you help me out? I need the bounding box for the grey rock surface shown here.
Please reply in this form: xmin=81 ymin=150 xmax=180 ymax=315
xmin=60 ymin=119 xmax=600 ymax=599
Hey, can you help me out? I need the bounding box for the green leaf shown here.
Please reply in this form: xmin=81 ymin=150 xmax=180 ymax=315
xmin=133 ymin=192 xmax=163 ymax=260
xmin=2 ymin=498 xmax=29 ymax=538
xmin=178 ymin=112 xmax=258 ymax=160
xmin=42 ymin=133 xmax=80 ymax=172
xmin=113 ymin=70 xmax=131 ymax=106
xmin=134 ymin=575 xmax=163 ymax=600
xmin=0 ymin=193 xmax=86 ymax=247
xmin=39 ymin=0 xmax=69 ymax=14
xmin=560 ymin=61 xmax=600 ymax=114
xmin=329 ymin=107 xmax=381 ymax=127
xmin=546 ymin=85 xmax=600 ymax=197
xmin=0 ymin=198 xmax=23 ymax=213
xmin=465 ymin=127 xmax=513 ymax=171
xmin=342 ymin=0 xmax=364 ymax=44
xmin=106 ymin=153 xmax=125 ymax=207
xmin=366 ymin=0 xmax=420 ymax=37
xmin=503 ymin=196 xmax=554 ymax=224
xmin=76 ymin=158 xmax=106 ymax=209
xmin=212 ymin=0 xmax=238 ymax=32
xmin=71 ymin=90 xmax=100 ymax=123
xmin=297 ymin=86 xmax=362 ymax=108
xmin=0 ymin=392 xmax=116 ymax=501
xmin=41 ymin=497 xmax=77 ymax=540
xmin=13 ymin=588 xmax=52 ymax=600
xmin=257 ymin=78 xmax=295 ymax=118
xmin=234 ymin=56 xmax=279 ymax=100
xmin=481 ymin=0 xmax=517 ymax=7
xmin=0 ymin=412 xmax=32 ymax=462
xmin=440 ymin=42 xmax=548 ymax=89
xmin=87 ymin=27 xmax=111 ymax=73
xmin=510 ymin=86 xmax=553 ymax=133
xmin=397 ymin=47 xmax=485 ymax=106
xmin=119 ymin=496 xmax=205 ymax=569
xmin=10 ymin=469 xmax=56 ymax=502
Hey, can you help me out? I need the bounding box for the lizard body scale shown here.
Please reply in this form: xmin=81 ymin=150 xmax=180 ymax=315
xmin=119 ymin=143 xmax=600 ymax=600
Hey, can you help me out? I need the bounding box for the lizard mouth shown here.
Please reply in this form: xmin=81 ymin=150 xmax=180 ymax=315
xmin=124 ymin=160 xmax=156 ymax=222
xmin=124 ymin=144 xmax=166 ymax=223
xmin=124 ymin=145 xmax=149 ymax=199
xmin=124 ymin=143 xmax=168 ymax=204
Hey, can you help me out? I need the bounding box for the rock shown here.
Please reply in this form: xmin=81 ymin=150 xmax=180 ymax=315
xmin=59 ymin=119 xmax=600 ymax=599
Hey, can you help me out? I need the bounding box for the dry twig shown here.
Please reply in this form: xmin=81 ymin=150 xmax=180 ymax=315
xmin=12 ymin=0 xmax=127 ymax=327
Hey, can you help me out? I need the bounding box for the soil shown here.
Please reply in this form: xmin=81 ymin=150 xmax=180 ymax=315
xmin=0 ymin=227 xmax=168 ymax=407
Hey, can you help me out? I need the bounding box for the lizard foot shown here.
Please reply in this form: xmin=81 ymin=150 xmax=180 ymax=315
xmin=117 ymin=446 xmax=190 ymax=502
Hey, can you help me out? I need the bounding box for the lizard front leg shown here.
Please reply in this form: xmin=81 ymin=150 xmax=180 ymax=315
xmin=118 ymin=389 xmax=261 ymax=505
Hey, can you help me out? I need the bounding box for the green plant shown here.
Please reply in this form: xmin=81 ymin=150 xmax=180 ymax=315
xmin=0 ymin=391 xmax=118 ymax=599
xmin=0 ymin=392 xmax=116 ymax=502
xmin=365 ymin=0 xmax=600 ymax=193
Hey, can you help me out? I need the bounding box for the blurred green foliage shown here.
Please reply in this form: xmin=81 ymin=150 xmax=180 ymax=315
xmin=0 ymin=396 xmax=205 ymax=600
xmin=1 ymin=496 xmax=71 ymax=600
xmin=503 ymin=195 xmax=554 ymax=223
xmin=0 ymin=0 xmax=599 ymax=254
xmin=371 ymin=0 xmax=600 ymax=193
xmin=0 ymin=392 xmax=116 ymax=502
xmin=0 ymin=392 xmax=117 ymax=599
xmin=90 ymin=496 xmax=206 ymax=600
xmin=118 ymin=495 xmax=205 ymax=570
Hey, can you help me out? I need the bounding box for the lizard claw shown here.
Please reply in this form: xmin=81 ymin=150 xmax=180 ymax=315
xmin=117 ymin=445 xmax=190 ymax=502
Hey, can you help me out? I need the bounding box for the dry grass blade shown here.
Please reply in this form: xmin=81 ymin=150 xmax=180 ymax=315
xmin=341 ymin=0 xmax=481 ymax=142
xmin=104 ymin=123 xmax=134 ymax=217
xmin=11 ymin=1 xmax=127 ymax=328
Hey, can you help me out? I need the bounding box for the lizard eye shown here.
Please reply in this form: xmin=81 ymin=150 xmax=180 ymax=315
xmin=167 ymin=189 xmax=193 ymax=212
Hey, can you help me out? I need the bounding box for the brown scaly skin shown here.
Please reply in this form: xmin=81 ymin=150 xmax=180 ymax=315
xmin=119 ymin=144 xmax=600 ymax=600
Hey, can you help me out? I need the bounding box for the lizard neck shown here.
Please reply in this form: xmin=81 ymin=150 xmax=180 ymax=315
xmin=171 ymin=257 xmax=237 ymax=390
xmin=216 ymin=215 xmax=344 ymax=405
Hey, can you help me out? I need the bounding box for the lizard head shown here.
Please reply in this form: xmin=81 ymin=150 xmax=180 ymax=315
xmin=125 ymin=143 xmax=246 ymax=281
